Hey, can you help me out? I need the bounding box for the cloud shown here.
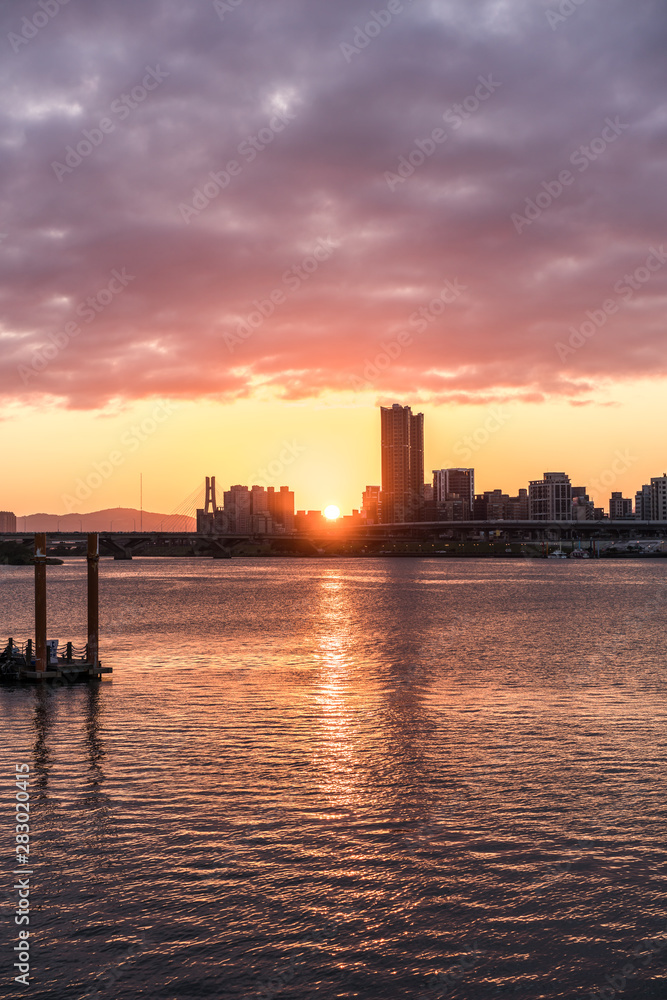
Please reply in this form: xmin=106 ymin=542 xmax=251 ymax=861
xmin=1 ymin=0 xmax=666 ymax=409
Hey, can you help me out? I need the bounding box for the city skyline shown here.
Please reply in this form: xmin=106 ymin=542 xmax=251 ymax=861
xmin=3 ymin=5 xmax=667 ymax=999
xmin=1 ymin=2 xmax=666 ymax=520
xmin=4 ymin=400 xmax=666 ymax=525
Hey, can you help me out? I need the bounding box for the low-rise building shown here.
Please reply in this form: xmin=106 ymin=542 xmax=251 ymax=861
xmin=572 ymin=490 xmax=595 ymax=520
xmin=295 ymin=510 xmax=326 ymax=531
xmin=609 ymin=492 xmax=633 ymax=519
xmin=0 ymin=511 xmax=17 ymax=532
xmin=473 ymin=489 xmax=529 ymax=520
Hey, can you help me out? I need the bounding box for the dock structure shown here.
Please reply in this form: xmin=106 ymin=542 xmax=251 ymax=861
xmin=0 ymin=533 xmax=112 ymax=683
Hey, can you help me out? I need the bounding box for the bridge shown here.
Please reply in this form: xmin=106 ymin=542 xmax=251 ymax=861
xmin=2 ymin=518 xmax=667 ymax=559
xmin=355 ymin=519 xmax=667 ymax=542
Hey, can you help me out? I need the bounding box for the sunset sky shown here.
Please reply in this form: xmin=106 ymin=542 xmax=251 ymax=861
xmin=1 ymin=0 xmax=666 ymax=517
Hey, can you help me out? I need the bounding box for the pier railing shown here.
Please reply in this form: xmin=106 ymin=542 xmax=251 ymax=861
xmin=1 ymin=533 xmax=111 ymax=683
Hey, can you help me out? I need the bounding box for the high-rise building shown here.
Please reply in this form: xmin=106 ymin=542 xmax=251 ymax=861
xmin=635 ymin=484 xmax=651 ymax=520
xmin=380 ymin=403 xmax=424 ymax=523
xmin=609 ymin=492 xmax=633 ymax=519
xmin=361 ymin=486 xmax=381 ymax=524
xmin=0 ymin=511 xmax=17 ymax=532
xmin=223 ymin=485 xmax=252 ymax=533
xmin=267 ymin=486 xmax=295 ymax=532
xmin=249 ymin=485 xmax=275 ymax=533
xmin=197 ymin=481 xmax=294 ymax=534
xmin=650 ymin=475 xmax=667 ymax=521
xmin=433 ymin=468 xmax=475 ymax=517
xmin=250 ymin=485 xmax=269 ymax=515
xmin=529 ymin=473 xmax=572 ymax=520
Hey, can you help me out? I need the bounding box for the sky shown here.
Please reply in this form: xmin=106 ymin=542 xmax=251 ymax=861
xmin=1 ymin=0 xmax=666 ymax=516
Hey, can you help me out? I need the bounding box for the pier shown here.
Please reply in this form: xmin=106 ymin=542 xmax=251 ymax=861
xmin=0 ymin=533 xmax=112 ymax=683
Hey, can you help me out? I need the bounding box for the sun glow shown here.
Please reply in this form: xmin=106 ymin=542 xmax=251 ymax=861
xmin=324 ymin=504 xmax=340 ymax=520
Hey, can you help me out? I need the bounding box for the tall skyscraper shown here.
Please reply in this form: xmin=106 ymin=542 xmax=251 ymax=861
xmin=380 ymin=403 xmax=424 ymax=523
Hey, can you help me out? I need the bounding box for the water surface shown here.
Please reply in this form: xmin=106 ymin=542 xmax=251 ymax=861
xmin=1 ymin=557 xmax=667 ymax=999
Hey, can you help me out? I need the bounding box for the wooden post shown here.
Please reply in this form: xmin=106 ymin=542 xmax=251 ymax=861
xmin=34 ymin=533 xmax=47 ymax=673
xmin=26 ymin=639 xmax=32 ymax=667
xmin=87 ymin=534 xmax=99 ymax=667
xmin=66 ymin=641 xmax=72 ymax=664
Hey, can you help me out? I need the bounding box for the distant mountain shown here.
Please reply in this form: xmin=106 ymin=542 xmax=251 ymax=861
xmin=16 ymin=508 xmax=195 ymax=532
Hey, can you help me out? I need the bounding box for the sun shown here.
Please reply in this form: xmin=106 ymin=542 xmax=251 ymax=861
xmin=324 ymin=504 xmax=340 ymax=520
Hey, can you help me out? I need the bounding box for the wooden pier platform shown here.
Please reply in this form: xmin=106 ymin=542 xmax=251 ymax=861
xmin=1 ymin=655 xmax=112 ymax=683
xmin=20 ymin=664 xmax=112 ymax=682
xmin=2 ymin=532 xmax=113 ymax=685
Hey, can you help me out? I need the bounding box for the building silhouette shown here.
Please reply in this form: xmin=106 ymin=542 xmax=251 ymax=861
xmin=651 ymin=475 xmax=667 ymax=521
xmin=361 ymin=486 xmax=381 ymax=524
xmin=609 ymin=492 xmax=633 ymax=519
xmin=529 ymin=473 xmax=572 ymax=521
xmin=474 ymin=489 xmax=528 ymax=521
xmin=635 ymin=484 xmax=651 ymax=520
xmin=0 ymin=511 xmax=16 ymax=532
xmin=267 ymin=486 xmax=295 ymax=532
xmin=380 ymin=403 xmax=424 ymax=523
xmin=433 ymin=468 xmax=475 ymax=519
xmin=571 ymin=487 xmax=596 ymax=521
xmin=295 ymin=510 xmax=326 ymax=531
xmin=196 ymin=479 xmax=294 ymax=534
